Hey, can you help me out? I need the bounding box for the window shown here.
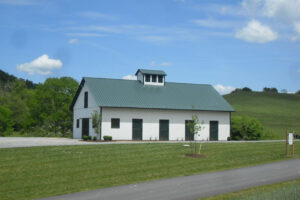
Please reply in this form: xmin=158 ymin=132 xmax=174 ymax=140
xmin=76 ymin=119 xmax=79 ymax=128
xmin=145 ymin=75 xmax=150 ymax=82
xmin=158 ymin=75 xmax=163 ymax=83
xmin=111 ymin=118 xmax=120 ymax=128
xmin=84 ymin=92 xmax=88 ymax=108
xmin=152 ymin=75 xmax=157 ymax=82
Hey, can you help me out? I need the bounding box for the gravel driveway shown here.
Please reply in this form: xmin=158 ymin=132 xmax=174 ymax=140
xmin=0 ymin=137 xmax=95 ymax=148
xmin=0 ymin=137 xmax=291 ymax=149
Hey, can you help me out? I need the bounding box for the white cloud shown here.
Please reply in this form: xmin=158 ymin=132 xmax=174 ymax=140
xmin=80 ymin=11 xmax=116 ymax=20
xmin=262 ymin=0 xmax=300 ymax=21
xmin=122 ymin=75 xmax=137 ymax=80
xmin=214 ymin=84 xmax=236 ymax=95
xmin=291 ymin=22 xmax=300 ymax=40
xmin=242 ymin=0 xmax=300 ymax=22
xmin=150 ymin=61 xmax=172 ymax=67
xmin=235 ymin=20 xmax=277 ymax=43
xmin=294 ymin=22 xmax=300 ymax=35
xmin=17 ymin=54 xmax=62 ymax=75
xmin=241 ymin=0 xmax=263 ymax=16
xmin=161 ymin=62 xmax=172 ymax=66
xmin=68 ymin=38 xmax=79 ymax=44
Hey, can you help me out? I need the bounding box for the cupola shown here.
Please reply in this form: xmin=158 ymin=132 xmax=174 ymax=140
xmin=135 ymin=69 xmax=166 ymax=86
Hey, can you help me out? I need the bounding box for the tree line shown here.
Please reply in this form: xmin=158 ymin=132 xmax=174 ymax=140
xmin=0 ymin=69 xmax=78 ymax=137
xmin=232 ymin=87 xmax=300 ymax=94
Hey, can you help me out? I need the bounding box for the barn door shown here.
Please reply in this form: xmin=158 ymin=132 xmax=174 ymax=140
xmin=132 ymin=119 xmax=143 ymax=140
xmin=82 ymin=118 xmax=89 ymax=137
xmin=159 ymin=120 xmax=169 ymax=141
xmin=185 ymin=120 xmax=194 ymax=141
xmin=210 ymin=121 xmax=219 ymax=141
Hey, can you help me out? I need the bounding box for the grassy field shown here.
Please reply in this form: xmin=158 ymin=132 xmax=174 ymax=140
xmin=1 ymin=142 xmax=300 ymax=200
xmin=224 ymin=92 xmax=300 ymax=139
xmin=202 ymin=178 xmax=300 ymax=200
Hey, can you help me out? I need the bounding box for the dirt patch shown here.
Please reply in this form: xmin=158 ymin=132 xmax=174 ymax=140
xmin=185 ymin=154 xmax=206 ymax=158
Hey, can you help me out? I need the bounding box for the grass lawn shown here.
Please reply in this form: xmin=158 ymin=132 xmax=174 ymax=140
xmin=201 ymin=178 xmax=300 ymax=200
xmin=224 ymin=92 xmax=300 ymax=139
xmin=1 ymin=142 xmax=300 ymax=200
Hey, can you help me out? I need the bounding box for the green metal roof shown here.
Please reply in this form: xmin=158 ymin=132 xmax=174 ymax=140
xmin=135 ymin=69 xmax=167 ymax=76
xmin=76 ymin=77 xmax=234 ymax=112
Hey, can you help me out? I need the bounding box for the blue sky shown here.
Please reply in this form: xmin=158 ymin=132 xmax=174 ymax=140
xmin=0 ymin=0 xmax=300 ymax=94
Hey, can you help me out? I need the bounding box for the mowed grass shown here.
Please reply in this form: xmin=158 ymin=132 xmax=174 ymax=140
xmin=1 ymin=142 xmax=300 ymax=200
xmin=224 ymin=92 xmax=300 ymax=139
xmin=202 ymin=178 xmax=300 ymax=200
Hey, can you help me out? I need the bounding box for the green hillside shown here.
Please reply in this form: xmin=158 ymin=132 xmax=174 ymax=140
xmin=224 ymin=92 xmax=300 ymax=139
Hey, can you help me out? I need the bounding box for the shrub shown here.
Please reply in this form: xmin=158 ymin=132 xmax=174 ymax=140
xmin=231 ymin=116 xmax=263 ymax=140
xmin=82 ymin=135 xmax=90 ymax=141
xmin=93 ymin=136 xmax=97 ymax=141
xmin=103 ymin=135 xmax=112 ymax=141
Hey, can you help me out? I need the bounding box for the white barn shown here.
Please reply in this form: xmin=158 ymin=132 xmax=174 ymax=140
xmin=70 ymin=69 xmax=234 ymax=141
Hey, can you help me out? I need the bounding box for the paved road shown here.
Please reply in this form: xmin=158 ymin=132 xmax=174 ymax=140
xmin=0 ymin=137 xmax=293 ymax=149
xmin=41 ymin=159 xmax=300 ymax=200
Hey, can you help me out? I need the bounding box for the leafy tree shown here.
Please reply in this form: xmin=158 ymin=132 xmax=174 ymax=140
xmin=230 ymin=116 xmax=263 ymax=140
xmin=29 ymin=77 xmax=78 ymax=136
xmin=92 ymin=110 xmax=101 ymax=139
xmin=187 ymin=114 xmax=204 ymax=154
xmin=242 ymin=87 xmax=252 ymax=92
xmin=263 ymin=87 xmax=278 ymax=93
xmin=0 ymin=69 xmax=16 ymax=84
xmin=0 ymin=105 xmax=14 ymax=136
xmin=296 ymin=90 xmax=300 ymax=95
xmin=231 ymin=87 xmax=252 ymax=94
xmin=0 ymin=80 xmax=33 ymax=132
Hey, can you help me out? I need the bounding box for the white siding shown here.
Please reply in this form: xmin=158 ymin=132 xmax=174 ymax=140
xmin=73 ymin=84 xmax=100 ymax=139
xmin=137 ymin=72 xmax=143 ymax=83
xmin=101 ymin=107 xmax=230 ymax=141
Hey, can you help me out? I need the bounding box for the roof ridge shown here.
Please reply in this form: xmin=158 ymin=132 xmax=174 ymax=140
xmin=84 ymin=77 xmax=211 ymax=86
xmin=84 ymin=77 xmax=136 ymax=81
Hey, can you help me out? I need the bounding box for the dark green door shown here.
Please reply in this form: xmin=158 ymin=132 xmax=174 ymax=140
xmin=185 ymin=120 xmax=194 ymax=141
xmin=210 ymin=121 xmax=219 ymax=141
xmin=82 ymin=118 xmax=89 ymax=137
xmin=159 ymin=120 xmax=169 ymax=140
xmin=132 ymin=119 xmax=143 ymax=140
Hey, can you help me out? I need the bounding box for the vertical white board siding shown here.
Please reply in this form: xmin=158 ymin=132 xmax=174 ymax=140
xmin=102 ymin=107 xmax=230 ymax=141
xmin=137 ymin=72 xmax=143 ymax=83
xmin=72 ymin=84 xmax=100 ymax=139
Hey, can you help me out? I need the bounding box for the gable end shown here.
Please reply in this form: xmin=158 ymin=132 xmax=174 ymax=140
xmin=69 ymin=78 xmax=85 ymax=111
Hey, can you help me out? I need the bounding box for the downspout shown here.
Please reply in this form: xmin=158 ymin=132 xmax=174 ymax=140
xmin=229 ymin=112 xmax=231 ymax=140
xmin=100 ymin=106 xmax=102 ymax=140
xmin=72 ymin=109 xmax=74 ymax=139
